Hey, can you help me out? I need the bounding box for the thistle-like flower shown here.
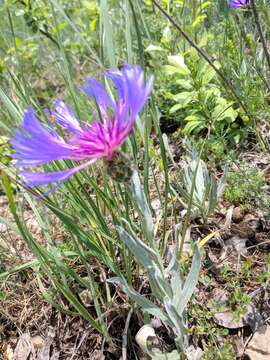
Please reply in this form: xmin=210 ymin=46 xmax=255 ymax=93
xmin=229 ymin=0 xmax=250 ymax=8
xmin=10 ymin=65 xmax=153 ymax=189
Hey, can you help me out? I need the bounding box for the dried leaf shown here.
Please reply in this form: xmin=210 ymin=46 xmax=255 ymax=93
xmin=79 ymin=289 xmax=93 ymax=306
xmin=232 ymin=206 xmax=245 ymax=222
xmin=230 ymin=334 xmax=245 ymax=357
xmin=14 ymin=333 xmax=35 ymax=360
xmin=36 ymin=327 xmax=55 ymax=360
xmin=4 ymin=345 xmax=14 ymax=360
xmin=151 ymin=198 xmax=162 ymax=216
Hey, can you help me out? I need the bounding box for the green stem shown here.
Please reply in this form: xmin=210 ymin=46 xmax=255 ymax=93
xmin=250 ymin=0 xmax=270 ymax=75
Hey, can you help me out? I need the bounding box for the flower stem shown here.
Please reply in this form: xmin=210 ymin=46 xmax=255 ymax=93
xmin=250 ymin=0 xmax=270 ymax=75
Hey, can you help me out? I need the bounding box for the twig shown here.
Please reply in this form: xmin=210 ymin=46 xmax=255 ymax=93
xmin=250 ymin=0 xmax=270 ymax=74
xmin=234 ymin=12 xmax=270 ymax=94
xmin=122 ymin=309 xmax=133 ymax=360
xmin=151 ymin=0 xmax=249 ymax=115
xmin=246 ymin=240 xmax=270 ymax=251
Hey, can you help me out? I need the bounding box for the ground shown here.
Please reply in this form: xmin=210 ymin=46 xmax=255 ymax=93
xmin=1 ymin=129 xmax=270 ymax=360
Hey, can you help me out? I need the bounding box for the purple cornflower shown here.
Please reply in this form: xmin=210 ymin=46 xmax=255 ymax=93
xmin=229 ymin=0 xmax=250 ymax=8
xmin=10 ymin=65 xmax=153 ymax=189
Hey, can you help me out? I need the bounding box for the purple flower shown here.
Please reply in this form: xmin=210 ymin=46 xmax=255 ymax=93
xmin=11 ymin=65 xmax=153 ymax=189
xmin=230 ymin=0 xmax=250 ymax=8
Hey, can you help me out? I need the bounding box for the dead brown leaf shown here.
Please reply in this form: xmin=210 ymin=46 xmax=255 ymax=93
xmin=14 ymin=333 xmax=35 ymax=360
xmin=3 ymin=345 xmax=14 ymax=360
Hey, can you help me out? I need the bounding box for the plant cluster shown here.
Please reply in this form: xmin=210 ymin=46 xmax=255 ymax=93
xmin=1 ymin=0 xmax=270 ymax=358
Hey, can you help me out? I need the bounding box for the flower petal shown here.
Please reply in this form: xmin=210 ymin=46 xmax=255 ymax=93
xmin=49 ymin=100 xmax=82 ymax=134
xmin=10 ymin=108 xmax=75 ymax=167
xmin=20 ymin=158 xmax=97 ymax=187
xmin=230 ymin=0 xmax=249 ymax=8
xmin=80 ymin=79 xmax=115 ymax=116
xmin=108 ymin=64 xmax=154 ymax=137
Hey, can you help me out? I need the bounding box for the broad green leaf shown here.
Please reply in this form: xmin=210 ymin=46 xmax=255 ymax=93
xmin=198 ymin=32 xmax=208 ymax=48
xmin=175 ymin=79 xmax=193 ymax=90
xmin=168 ymin=55 xmax=190 ymax=75
xmin=163 ymin=65 xmax=186 ymax=76
xmin=0 ymin=291 xmax=6 ymax=301
xmin=161 ymin=25 xmax=172 ymax=44
xmin=145 ymin=44 xmax=166 ymax=53
xmin=184 ymin=114 xmax=202 ymax=122
xmin=173 ymin=91 xmax=195 ymax=102
xmin=183 ymin=121 xmax=203 ymax=134
xmin=164 ymin=296 xmax=185 ymax=335
xmin=148 ymin=265 xmax=173 ymax=301
xmin=83 ymin=0 xmax=97 ymax=11
xmin=213 ymin=99 xmax=238 ymax=123
xmin=197 ymin=61 xmax=221 ymax=85
xmin=196 ymin=1 xmax=212 ymax=14
xmin=172 ymin=91 xmax=195 ymax=111
xmin=169 ymin=103 xmax=183 ymax=114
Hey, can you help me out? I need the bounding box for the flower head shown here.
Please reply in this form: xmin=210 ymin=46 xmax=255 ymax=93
xmin=10 ymin=65 xmax=153 ymax=189
xmin=229 ymin=0 xmax=250 ymax=8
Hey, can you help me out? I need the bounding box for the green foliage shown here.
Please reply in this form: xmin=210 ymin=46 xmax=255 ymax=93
xmin=202 ymin=340 xmax=235 ymax=360
xmin=0 ymin=136 xmax=11 ymax=166
xmin=173 ymin=145 xmax=226 ymax=223
xmin=190 ymin=302 xmax=235 ymax=360
xmin=164 ymin=53 xmax=239 ymax=136
xmin=228 ymin=287 xmax=250 ymax=320
xmin=192 ymin=136 xmax=236 ymax=167
xmin=224 ymin=163 xmax=264 ymax=205
xmin=110 ymin=172 xmax=202 ymax=355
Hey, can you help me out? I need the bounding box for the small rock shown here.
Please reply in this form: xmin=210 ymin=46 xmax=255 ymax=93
xmin=31 ymin=335 xmax=44 ymax=349
xmin=226 ymin=235 xmax=248 ymax=255
xmin=185 ymin=345 xmax=204 ymax=360
xmin=232 ymin=206 xmax=245 ymax=222
xmin=214 ymin=308 xmax=249 ymax=329
xmin=213 ymin=305 xmax=261 ymax=329
xmin=245 ymin=306 xmax=265 ymax=332
xmin=3 ymin=345 xmax=14 ymax=360
xmin=151 ymin=198 xmax=162 ymax=215
xmin=246 ymin=325 xmax=270 ymax=360
xmin=79 ymin=289 xmax=92 ymax=306
xmin=150 ymin=318 xmax=163 ymax=329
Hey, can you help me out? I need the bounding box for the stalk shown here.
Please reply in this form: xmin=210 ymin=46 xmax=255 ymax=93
xmin=250 ymin=0 xmax=270 ymax=75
